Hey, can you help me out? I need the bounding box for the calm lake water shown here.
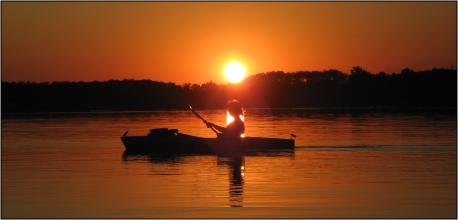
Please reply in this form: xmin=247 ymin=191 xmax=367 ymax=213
xmin=2 ymin=109 xmax=456 ymax=218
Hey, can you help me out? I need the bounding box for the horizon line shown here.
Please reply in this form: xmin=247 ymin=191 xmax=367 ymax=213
xmin=2 ymin=66 xmax=456 ymax=85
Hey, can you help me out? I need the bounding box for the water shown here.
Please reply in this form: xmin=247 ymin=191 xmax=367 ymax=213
xmin=2 ymin=109 xmax=456 ymax=218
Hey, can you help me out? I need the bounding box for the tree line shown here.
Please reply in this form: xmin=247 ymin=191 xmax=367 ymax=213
xmin=2 ymin=67 xmax=456 ymax=113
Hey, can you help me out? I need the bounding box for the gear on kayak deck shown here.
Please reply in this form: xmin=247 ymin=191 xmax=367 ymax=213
xmin=148 ymin=128 xmax=178 ymax=137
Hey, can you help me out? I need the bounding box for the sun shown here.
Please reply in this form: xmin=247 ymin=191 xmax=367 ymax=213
xmin=224 ymin=61 xmax=246 ymax=83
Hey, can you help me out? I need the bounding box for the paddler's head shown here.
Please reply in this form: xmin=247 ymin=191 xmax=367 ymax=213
xmin=227 ymin=99 xmax=244 ymax=118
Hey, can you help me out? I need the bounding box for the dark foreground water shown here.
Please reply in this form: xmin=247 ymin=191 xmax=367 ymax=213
xmin=2 ymin=109 xmax=456 ymax=218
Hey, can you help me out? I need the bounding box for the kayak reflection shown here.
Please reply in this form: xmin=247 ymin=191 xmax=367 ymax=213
xmin=122 ymin=149 xmax=295 ymax=163
xmin=217 ymin=156 xmax=245 ymax=207
xmin=122 ymin=150 xmax=293 ymax=208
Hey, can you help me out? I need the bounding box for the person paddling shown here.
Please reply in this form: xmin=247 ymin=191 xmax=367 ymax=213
xmin=206 ymin=99 xmax=245 ymax=139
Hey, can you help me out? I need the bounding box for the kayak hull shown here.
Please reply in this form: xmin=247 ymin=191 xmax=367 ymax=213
xmin=121 ymin=133 xmax=295 ymax=155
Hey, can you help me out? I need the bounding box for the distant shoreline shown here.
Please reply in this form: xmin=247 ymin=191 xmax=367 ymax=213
xmin=3 ymin=67 xmax=456 ymax=114
xmin=2 ymin=107 xmax=456 ymax=119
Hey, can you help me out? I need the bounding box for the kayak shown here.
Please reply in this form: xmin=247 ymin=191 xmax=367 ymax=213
xmin=121 ymin=128 xmax=295 ymax=155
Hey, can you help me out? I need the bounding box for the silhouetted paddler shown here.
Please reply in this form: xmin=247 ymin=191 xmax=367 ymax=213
xmin=206 ymin=99 xmax=245 ymax=139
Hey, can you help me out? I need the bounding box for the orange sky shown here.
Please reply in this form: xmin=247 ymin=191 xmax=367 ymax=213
xmin=2 ymin=2 xmax=456 ymax=84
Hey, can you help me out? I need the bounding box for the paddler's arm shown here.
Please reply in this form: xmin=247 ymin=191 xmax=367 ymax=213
xmin=206 ymin=122 xmax=225 ymax=133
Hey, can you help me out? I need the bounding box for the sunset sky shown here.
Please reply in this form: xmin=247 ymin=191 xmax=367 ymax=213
xmin=2 ymin=2 xmax=456 ymax=84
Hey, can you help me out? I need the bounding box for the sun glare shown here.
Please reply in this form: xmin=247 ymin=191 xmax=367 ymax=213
xmin=224 ymin=61 xmax=246 ymax=83
xmin=226 ymin=111 xmax=245 ymax=125
xmin=226 ymin=112 xmax=246 ymax=138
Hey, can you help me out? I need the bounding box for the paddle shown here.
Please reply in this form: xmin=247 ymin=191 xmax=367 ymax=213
xmin=188 ymin=105 xmax=221 ymax=136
